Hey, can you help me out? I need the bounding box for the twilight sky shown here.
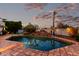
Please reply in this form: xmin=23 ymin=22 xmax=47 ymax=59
xmin=0 ymin=3 xmax=79 ymax=28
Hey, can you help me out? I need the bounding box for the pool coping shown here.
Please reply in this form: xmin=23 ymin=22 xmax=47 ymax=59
xmin=0 ymin=34 xmax=79 ymax=56
xmin=0 ymin=34 xmax=24 ymax=54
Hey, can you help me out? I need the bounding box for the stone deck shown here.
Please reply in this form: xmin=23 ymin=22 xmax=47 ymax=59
xmin=0 ymin=34 xmax=79 ymax=56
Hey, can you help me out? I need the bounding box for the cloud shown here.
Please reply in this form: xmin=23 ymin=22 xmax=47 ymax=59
xmin=25 ymin=3 xmax=47 ymax=10
xmin=33 ymin=12 xmax=52 ymax=19
xmin=35 ymin=3 xmax=77 ymax=20
xmin=55 ymin=3 xmax=77 ymax=15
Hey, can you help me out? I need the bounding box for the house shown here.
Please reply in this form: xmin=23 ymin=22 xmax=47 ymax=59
xmin=55 ymin=28 xmax=68 ymax=36
xmin=17 ymin=29 xmax=24 ymax=34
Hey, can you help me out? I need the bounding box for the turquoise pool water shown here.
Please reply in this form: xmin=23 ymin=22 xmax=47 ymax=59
xmin=7 ymin=36 xmax=71 ymax=51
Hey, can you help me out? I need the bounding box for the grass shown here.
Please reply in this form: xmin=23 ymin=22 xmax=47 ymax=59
xmin=63 ymin=42 xmax=72 ymax=45
xmin=55 ymin=35 xmax=70 ymax=38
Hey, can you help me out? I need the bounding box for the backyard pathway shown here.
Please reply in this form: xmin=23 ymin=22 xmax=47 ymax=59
xmin=0 ymin=34 xmax=79 ymax=56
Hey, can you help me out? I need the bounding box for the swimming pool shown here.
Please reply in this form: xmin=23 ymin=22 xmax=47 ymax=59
xmin=7 ymin=36 xmax=72 ymax=51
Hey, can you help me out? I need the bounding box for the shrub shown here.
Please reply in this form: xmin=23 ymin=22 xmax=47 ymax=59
xmin=4 ymin=21 xmax=22 ymax=33
xmin=24 ymin=23 xmax=37 ymax=33
xmin=75 ymin=34 xmax=79 ymax=41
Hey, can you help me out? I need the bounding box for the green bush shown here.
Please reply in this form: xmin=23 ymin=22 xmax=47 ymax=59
xmin=76 ymin=34 xmax=79 ymax=41
xmin=24 ymin=23 xmax=37 ymax=33
xmin=4 ymin=21 xmax=22 ymax=33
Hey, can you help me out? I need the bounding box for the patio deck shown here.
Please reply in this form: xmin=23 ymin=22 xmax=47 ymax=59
xmin=0 ymin=34 xmax=79 ymax=56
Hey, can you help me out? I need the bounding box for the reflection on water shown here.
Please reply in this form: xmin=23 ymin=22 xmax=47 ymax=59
xmin=15 ymin=37 xmax=67 ymax=51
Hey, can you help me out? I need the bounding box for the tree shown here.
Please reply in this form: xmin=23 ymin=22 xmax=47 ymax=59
xmin=63 ymin=24 xmax=70 ymax=28
xmin=0 ymin=18 xmax=7 ymax=35
xmin=57 ymin=22 xmax=64 ymax=28
xmin=24 ymin=23 xmax=37 ymax=33
xmin=56 ymin=22 xmax=69 ymax=29
xmin=4 ymin=21 xmax=22 ymax=33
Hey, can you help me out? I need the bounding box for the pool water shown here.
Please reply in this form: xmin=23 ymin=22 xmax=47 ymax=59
xmin=8 ymin=36 xmax=71 ymax=51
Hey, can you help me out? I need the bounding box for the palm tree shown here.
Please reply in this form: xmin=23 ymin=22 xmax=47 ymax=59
xmin=52 ymin=11 xmax=57 ymax=35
